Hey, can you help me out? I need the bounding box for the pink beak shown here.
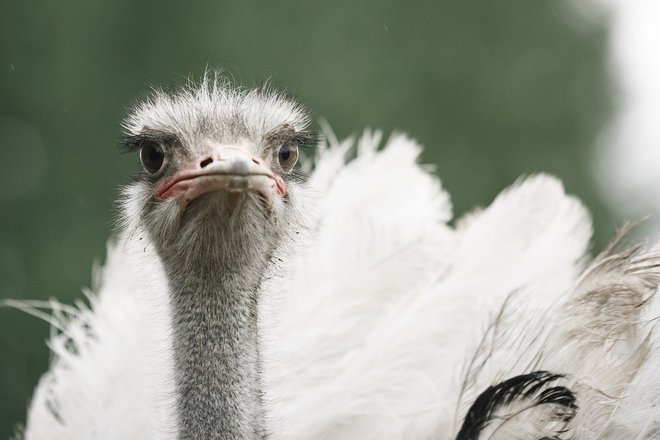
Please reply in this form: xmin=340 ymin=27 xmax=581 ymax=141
xmin=155 ymin=145 xmax=286 ymax=207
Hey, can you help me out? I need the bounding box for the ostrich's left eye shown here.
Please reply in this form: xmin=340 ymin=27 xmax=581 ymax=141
xmin=277 ymin=143 xmax=298 ymax=172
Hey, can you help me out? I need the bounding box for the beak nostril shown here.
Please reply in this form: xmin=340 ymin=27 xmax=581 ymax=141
xmin=252 ymin=158 xmax=260 ymax=165
xmin=200 ymin=157 xmax=213 ymax=168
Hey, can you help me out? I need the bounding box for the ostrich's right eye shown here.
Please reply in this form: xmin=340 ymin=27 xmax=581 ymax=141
xmin=139 ymin=142 xmax=166 ymax=174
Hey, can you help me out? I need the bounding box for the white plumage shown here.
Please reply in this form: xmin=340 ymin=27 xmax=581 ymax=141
xmin=10 ymin=79 xmax=660 ymax=439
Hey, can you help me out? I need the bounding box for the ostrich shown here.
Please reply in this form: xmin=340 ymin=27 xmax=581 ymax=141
xmin=10 ymin=76 xmax=660 ymax=439
xmin=116 ymin=78 xmax=310 ymax=439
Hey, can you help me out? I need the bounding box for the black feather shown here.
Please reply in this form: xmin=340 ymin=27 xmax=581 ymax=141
xmin=456 ymin=371 xmax=577 ymax=440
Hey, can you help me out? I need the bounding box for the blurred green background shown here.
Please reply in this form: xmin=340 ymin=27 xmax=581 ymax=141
xmin=0 ymin=0 xmax=615 ymax=437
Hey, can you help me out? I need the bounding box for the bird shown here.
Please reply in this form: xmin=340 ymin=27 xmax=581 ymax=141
xmin=7 ymin=74 xmax=660 ymax=440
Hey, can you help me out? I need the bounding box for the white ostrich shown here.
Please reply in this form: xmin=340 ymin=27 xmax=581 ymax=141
xmin=8 ymin=76 xmax=660 ymax=439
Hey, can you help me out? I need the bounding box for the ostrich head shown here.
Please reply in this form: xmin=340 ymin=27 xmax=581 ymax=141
xmin=118 ymin=76 xmax=313 ymax=439
xmin=120 ymin=76 xmax=311 ymax=272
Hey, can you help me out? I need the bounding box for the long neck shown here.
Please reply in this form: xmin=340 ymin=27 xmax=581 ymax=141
xmin=164 ymin=254 xmax=268 ymax=440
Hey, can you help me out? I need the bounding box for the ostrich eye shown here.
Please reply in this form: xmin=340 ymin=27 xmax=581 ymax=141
xmin=277 ymin=143 xmax=298 ymax=172
xmin=139 ymin=142 xmax=166 ymax=174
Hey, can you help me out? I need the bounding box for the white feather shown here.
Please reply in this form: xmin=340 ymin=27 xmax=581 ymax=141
xmin=20 ymin=234 xmax=178 ymax=440
xmin=14 ymin=128 xmax=660 ymax=439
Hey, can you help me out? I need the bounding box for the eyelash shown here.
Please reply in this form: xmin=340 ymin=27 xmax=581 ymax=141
xmin=121 ymin=134 xmax=177 ymax=153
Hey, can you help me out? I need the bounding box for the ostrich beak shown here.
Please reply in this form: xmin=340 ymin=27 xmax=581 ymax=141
xmin=155 ymin=145 xmax=286 ymax=207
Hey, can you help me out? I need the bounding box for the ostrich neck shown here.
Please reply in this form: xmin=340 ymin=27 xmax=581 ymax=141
xmin=163 ymin=249 xmax=269 ymax=440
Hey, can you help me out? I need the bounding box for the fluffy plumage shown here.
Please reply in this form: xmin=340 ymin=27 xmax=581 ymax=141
xmin=10 ymin=79 xmax=660 ymax=439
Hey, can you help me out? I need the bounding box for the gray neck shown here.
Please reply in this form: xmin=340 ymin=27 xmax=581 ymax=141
xmin=164 ymin=255 xmax=268 ymax=440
